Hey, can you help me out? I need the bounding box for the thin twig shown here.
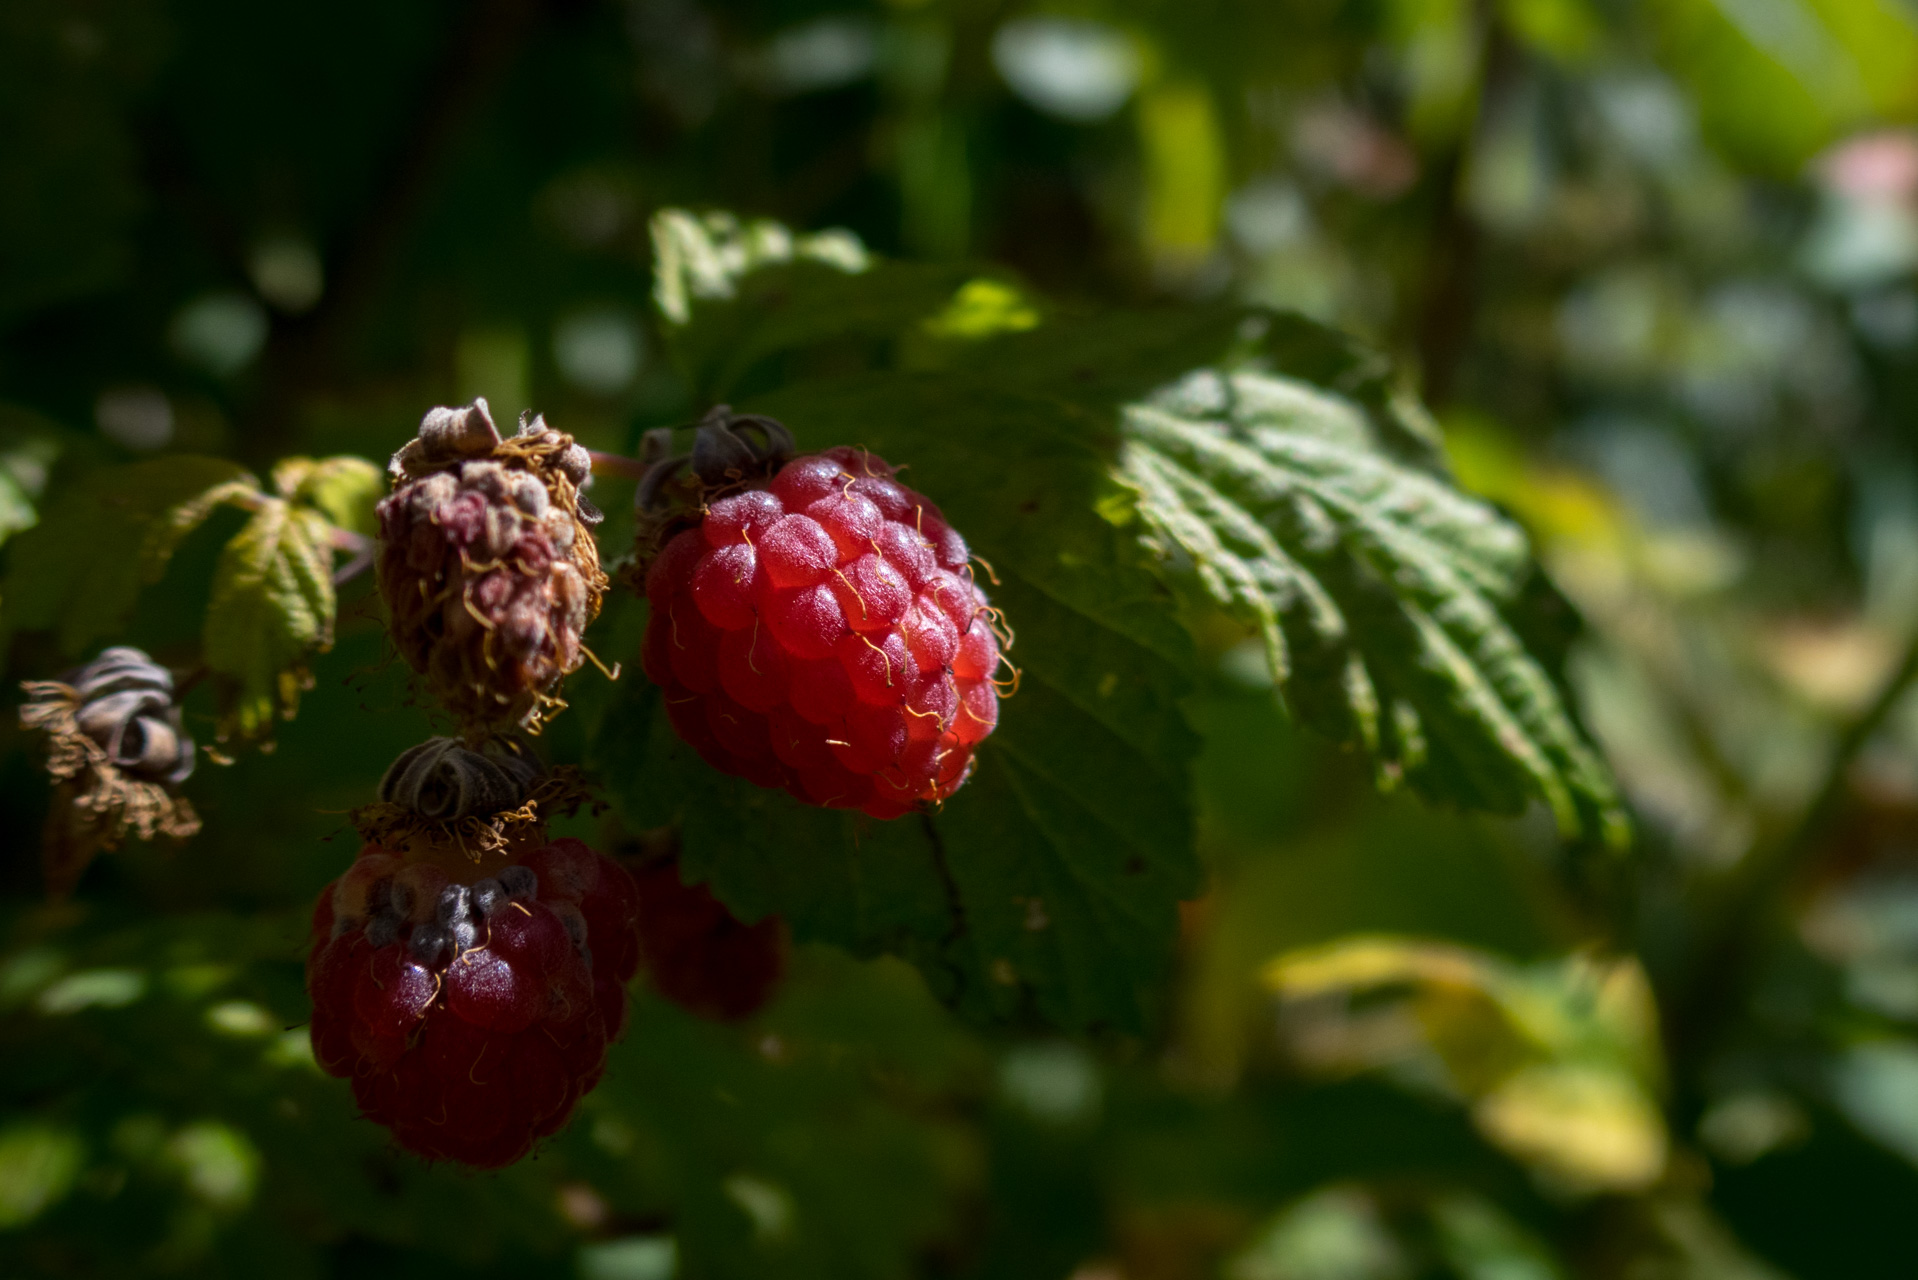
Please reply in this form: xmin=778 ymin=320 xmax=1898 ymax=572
xmin=329 ymin=529 xmax=378 ymax=585
xmin=586 ymin=450 xmax=651 ymax=481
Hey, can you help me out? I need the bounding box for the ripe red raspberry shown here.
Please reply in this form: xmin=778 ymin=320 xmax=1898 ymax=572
xmin=305 ymin=835 xmax=640 ymax=1168
xmin=377 ymin=399 xmax=609 ymax=734
xmin=632 ymin=862 xmax=786 ymax=1021
xmin=632 ymin=411 xmax=1010 ymax=819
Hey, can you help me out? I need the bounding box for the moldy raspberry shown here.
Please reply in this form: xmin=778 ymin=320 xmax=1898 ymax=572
xmin=305 ymin=739 xmax=639 ymax=1168
xmin=377 ymin=399 xmax=609 ymax=735
xmin=629 ymin=407 xmax=1013 ymax=819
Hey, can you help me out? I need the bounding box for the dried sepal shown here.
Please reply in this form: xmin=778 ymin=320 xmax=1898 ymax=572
xmin=353 ymin=735 xmax=598 ymax=864
xmin=378 ymin=735 xmax=542 ymax=821
xmin=628 ymin=404 xmax=795 ymax=562
xmin=18 ymin=647 xmax=201 ymax=897
xmin=376 ymin=399 xmax=610 ymax=736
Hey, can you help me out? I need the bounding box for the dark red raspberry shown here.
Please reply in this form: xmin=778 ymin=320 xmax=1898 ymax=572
xmin=632 ymin=411 xmax=1010 ymax=819
xmin=305 ymin=835 xmax=640 ymax=1168
xmin=377 ymin=400 xmax=609 ymax=734
xmin=633 ymin=862 xmax=786 ymax=1021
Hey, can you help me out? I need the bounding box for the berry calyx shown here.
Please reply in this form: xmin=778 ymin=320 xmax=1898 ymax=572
xmin=376 ymin=399 xmax=610 ymax=735
xmin=630 ymin=408 xmax=1011 ymax=818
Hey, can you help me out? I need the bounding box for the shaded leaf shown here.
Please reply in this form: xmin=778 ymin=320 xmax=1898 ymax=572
xmin=0 ymin=456 xmax=257 ymax=655
xmin=669 ymin=258 xmax=977 ymax=403
xmin=926 ymin=298 xmax=1256 ymax=416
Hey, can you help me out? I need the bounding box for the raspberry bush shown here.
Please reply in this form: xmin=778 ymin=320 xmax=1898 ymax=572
xmin=6 ymin=179 xmax=1697 ymax=1280
xmin=14 ymin=7 xmax=1918 ymax=1277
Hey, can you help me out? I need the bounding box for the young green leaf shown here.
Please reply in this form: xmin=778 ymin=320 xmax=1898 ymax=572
xmin=0 ymin=456 xmax=258 ymax=655
xmin=202 ymin=498 xmax=337 ymax=744
xmin=651 ymin=207 xmax=979 ymax=402
xmin=273 ymin=455 xmax=382 ymax=537
xmin=652 ymin=207 xmax=872 ymax=325
xmin=1116 ymin=367 xmax=1627 ymax=845
xmin=0 ymin=407 xmax=61 ymax=549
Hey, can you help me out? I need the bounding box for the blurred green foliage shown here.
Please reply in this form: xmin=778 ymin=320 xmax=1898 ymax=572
xmin=9 ymin=0 xmax=1918 ymax=1277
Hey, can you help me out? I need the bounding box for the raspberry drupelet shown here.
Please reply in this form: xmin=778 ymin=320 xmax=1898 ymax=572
xmin=631 ymin=409 xmax=1011 ymax=819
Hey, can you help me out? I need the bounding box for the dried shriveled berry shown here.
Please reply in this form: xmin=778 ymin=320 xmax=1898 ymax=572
xmin=376 ymin=399 xmax=609 ymax=734
xmin=18 ymin=646 xmax=202 ymax=897
xmin=632 ymin=412 xmax=1010 ymax=819
xmin=304 ymin=833 xmax=641 ymax=1168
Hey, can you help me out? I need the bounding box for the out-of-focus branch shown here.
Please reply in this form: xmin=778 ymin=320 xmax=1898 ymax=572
xmin=1410 ymin=19 xmax=1510 ymax=410
xmin=1666 ymin=629 xmax=1918 ymax=1069
xmin=241 ymin=0 xmax=544 ymax=465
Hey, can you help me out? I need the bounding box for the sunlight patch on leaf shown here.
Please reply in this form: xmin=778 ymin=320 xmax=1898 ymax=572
xmin=652 ymin=208 xmax=869 ymax=326
xmin=921 ymin=279 xmax=1040 ymax=340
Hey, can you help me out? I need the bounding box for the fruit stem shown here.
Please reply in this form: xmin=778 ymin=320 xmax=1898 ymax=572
xmin=586 ymin=450 xmax=650 ymax=481
xmin=329 ymin=529 xmax=377 ymax=584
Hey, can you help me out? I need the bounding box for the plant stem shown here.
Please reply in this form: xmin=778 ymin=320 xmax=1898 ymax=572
xmin=587 ymin=450 xmax=651 ymax=481
xmin=328 ymin=529 xmax=377 ymax=585
xmin=1667 ymin=628 xmax=1918 ymax=1069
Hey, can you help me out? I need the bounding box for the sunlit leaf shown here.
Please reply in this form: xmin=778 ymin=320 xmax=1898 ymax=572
xmin=202 ymin=497 xmax=337 ymax=744
xmin=1263 ymin=937 xmax=1667 ymax=1193
xmin=273 ymin=454 xmax=382 ymax=538
xmin=1116 ymin=365 xmax=1626 ymax=843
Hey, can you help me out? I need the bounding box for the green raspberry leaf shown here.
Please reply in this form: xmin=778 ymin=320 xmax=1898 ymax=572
xmin=0 ymin=456 xmax=258 ymax=656
xmin=1116 ymin=363 xmax=1627 ymax=846
xmin=652 ymin=208 xmax=970 ymax=404
xmin=202 ymin=497 xmax=337 ymax=745
xmin=273 ymin=455 xmax=383 ymax=537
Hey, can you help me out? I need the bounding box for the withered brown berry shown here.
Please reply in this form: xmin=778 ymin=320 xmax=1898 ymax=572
xmin=377 ymin=400 xmax=608 ymax=734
